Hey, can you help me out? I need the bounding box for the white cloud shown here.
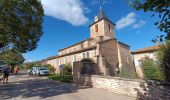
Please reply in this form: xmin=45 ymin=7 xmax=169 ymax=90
xmin=116 ymin=12 xmax=136 ymax=29
xmin=41 ymin=0 xmax=89 ymax=26
xmin=132 ymin=20 xmax=147 ymax=28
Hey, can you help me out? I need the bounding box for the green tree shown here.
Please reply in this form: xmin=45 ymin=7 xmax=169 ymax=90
xmin=141 ymin=56 xmax=164 ymax=80
xmin=0 ymin=50 xmax=25 ymax=72
xmin=130 ymin=0 xmax=170 ymax=39
xmin=156 ymin=42 xmax=170 ymax=82
xmin=0 ymin=0 xmax=44 ymax=54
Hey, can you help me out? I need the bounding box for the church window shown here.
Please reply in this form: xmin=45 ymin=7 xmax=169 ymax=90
xmin=83 ymin=53 xmax=86 ymax=58
xmin=108 ymin=24 xmax=111 ymax=32
xmin=73 ymin=55 xmax=76 ymax=62
xmin=95 ymin=24 xmax=98 ymax=32
xmin=87 ymin=52 xmax=89 ymax=58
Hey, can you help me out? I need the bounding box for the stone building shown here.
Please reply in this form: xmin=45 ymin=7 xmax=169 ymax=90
xmin=41 ymin=8 xmax=134 ymax=76
xmin=131 ymin=45 xmax=159 ymax=77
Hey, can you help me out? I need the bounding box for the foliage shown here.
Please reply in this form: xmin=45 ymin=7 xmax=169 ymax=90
xmin=120 ymin=66 xmax=138 ymax=79
xmin=156 ymin=41 xmax=170 ymax=82
xmin=0 ymin=0 xmax=44 ymax=54
xmin=141 ymin=56 xmax=164 ymax=80
xmin=44 ymin=64 xmax=55 ymax=74
xmin=81 ymin=58 xmax=94 ymax=63
xmin=23 ymin=61 xmax=41 ymax=69
xmin=0 ymin=50 xmax=25 ymax=72
xmin=48 ymin=74 xmax=73 ymax=83
xmin=63 ymin=63 xmax=72 ymax=75
xmin=131 ymin=0 xmax=170 ymax=39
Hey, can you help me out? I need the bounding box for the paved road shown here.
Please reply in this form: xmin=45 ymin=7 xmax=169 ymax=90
xmin=0 ymin=71 xmax=135 ymax=100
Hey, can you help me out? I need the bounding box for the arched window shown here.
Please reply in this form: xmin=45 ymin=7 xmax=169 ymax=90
xmin=87 ymin=52 xmax=89 ymax=58
xmin=108 ymin=24 xmax=111 ymax=32
xmin=83 ymin=53 xmax=86 ymax=58
xmin=73 ymin=55 xmax=76 ymax=62
xmin=95 ymin=24 xmax=98 ymax=32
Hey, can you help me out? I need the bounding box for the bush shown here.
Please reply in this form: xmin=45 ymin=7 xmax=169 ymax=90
xmin=63 ymin=63 xmax=72 ymax=75
xmin=81 ymin=58 xmax=94 ymax=63
xmin=120 ymin=66 xmax=137 ymax=79
xmin=44 ymin=64 xmax=55 ymax=74
xmin=48 ymin=74 xmax=73 ymax=83
xmin=156 ymin=42 xmax=170 ymax=81
xmin=141 ymin=56 xmax=164 ymax=81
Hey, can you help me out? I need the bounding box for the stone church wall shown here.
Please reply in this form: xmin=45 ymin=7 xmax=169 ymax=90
xmin=99 ymin=39 xmax=119 ymax=75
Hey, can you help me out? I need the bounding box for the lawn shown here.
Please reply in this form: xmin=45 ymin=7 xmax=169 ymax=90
xmin=48 ymin=74 xmax=73 ymax=83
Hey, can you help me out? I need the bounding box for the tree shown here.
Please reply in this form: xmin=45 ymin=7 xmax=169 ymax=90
xmin=141 ymin=56 xmax=164 ymax=80
xmin=130 ymin=0 xmax=170 ymax=39
xmin=0 ymin=50 xmax=25 ymax=72
xmin=156 ymin=42 xmax=170 ymax=82
xmin=0 ymin=0 xmax=44 ymax=54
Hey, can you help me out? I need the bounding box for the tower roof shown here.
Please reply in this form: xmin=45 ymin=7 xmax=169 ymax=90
xmin=97 ymin=7 xmax=108 ymax=20
xmin=89 ymin=7 xmax=115 ymax=27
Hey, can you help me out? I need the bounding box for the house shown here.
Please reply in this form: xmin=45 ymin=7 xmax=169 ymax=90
xmin=41 ymin=8 xmax=134 ymax=76
xmin=131 ymin=45 xmax=159 ymax=77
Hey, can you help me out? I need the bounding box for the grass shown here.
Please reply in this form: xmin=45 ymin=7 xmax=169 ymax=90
xmin=48 ymin=74 xmax=73 ymax=83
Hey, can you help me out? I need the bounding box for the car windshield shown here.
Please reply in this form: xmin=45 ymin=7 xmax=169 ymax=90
xmin=39 ymin=67 xmax=48 ymax=70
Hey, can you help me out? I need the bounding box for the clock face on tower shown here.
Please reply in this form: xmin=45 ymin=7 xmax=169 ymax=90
xmin=94 ymin=16 xmax=98 ymax=22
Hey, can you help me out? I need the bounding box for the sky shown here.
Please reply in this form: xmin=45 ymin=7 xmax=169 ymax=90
xmin=24 ymin=0 xmax=165 ymax=62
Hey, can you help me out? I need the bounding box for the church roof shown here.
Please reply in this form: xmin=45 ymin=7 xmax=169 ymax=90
xmin=97 ymin=7 xmax=108 ymax=20
xmin=89 ymin=7 xmax=115 ymax=27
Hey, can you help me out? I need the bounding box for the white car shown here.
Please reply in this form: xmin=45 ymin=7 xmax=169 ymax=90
xmin=35 ymin=67 xmax=50 ymax=76
xmin=28 ymin=67 xmax=50 ymax=76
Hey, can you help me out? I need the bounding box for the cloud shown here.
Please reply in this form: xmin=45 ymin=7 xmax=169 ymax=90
xmin=116 ymin=12 xmax=136 ymax=29
xmin=41 ymin=0 xmax=89 ymax=26
xmin=132 ymin=20 xmax=147 ymax=28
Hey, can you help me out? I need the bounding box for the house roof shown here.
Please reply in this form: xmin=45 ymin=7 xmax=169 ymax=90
xmin=131 ymin=45 xmax=159 ymax=54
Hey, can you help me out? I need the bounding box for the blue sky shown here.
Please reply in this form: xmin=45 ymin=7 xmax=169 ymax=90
xmin=24 ymin=0 xmax=164 ymax=62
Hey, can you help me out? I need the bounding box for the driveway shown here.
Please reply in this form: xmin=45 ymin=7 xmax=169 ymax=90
xmin=0 ymin=71 xmax=135 ymax=100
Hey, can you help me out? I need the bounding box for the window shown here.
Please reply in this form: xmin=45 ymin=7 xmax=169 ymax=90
xmin=87 ymin=52 xmax=89 ymax=58
xmin=108 ymin=24 xmax=111 ymax=32
xmin=138 ymin=60 xmax=142 ymax=66
xmin=83 ymin=53 xmax=86 ymax=58
xmin=95 ymin=24 xmax=98 ymax=32
xmin=73 ymin=55 xmax=76 ymax=62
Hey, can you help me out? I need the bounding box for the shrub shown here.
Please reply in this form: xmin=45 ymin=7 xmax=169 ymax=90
xmin=44 ymin=64 xmax=55 ymax=74
xmin=156 ymin=42 xmax=170 ymax=81
xmin=141 ymin=56 xmax=164 ymax=81
xmin=63 ymin=63 xmax=72 ymax=75
xmin=120 ymin=66 xmax=137 ymax=79
xmin=81 ymin=58 xmax=94 ymax=63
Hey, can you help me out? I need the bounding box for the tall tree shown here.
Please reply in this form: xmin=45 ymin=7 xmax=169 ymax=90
xmin=0 ymin=0 xmax=44 ymax=54
xmin=0 ymin=50 xmax=25 ymax=72
xmin=130 ymin=0 xmax=170 ymax=39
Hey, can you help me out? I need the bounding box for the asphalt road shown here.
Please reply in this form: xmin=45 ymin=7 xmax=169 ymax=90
xmin=0 ymin=71 xmax=135 ymax=100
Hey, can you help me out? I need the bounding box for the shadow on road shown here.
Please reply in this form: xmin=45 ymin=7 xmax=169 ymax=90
xmin=0 ymin=77 xmax=90 ymax=99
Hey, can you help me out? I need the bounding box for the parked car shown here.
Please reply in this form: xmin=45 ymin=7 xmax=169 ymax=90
xmin=28 ymin=67 xmax=49 ymax=76
xmin=36 ymin=67 xmax=50 ymax=76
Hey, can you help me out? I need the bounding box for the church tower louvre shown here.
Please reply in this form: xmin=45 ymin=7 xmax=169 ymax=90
xmin=89 ymin=7 xmax=115 ymax=40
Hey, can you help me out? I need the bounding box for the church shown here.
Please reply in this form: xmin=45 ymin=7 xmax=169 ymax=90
xmin=41 ymin=8 xmax=134 ymax=75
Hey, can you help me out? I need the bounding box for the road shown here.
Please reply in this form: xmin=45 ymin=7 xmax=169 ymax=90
xmin=0 ymin=71 xmax=135 ymax=100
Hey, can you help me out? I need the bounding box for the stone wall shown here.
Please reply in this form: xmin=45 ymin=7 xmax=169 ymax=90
xmin=99 ymin=39 xmax=119 ymax=76
xmin=75 ymin=75 xmax=170 ymax=100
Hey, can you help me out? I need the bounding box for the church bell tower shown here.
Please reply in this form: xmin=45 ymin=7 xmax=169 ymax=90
xmin=89 ymin=7 xmax=115 ymax=40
